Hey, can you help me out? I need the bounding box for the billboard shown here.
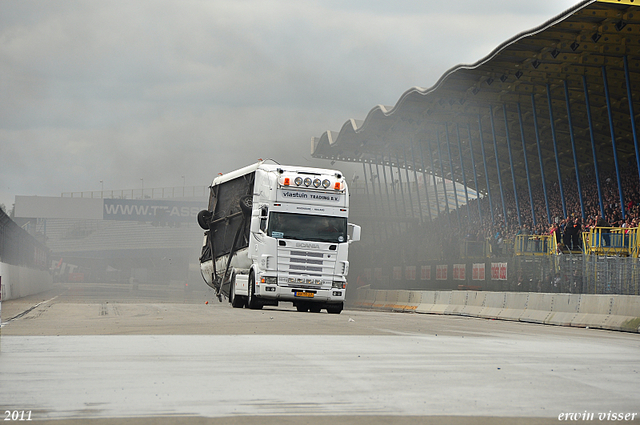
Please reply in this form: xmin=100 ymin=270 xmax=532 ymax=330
xmin=103 ymin=199 xmax=203 ymax=223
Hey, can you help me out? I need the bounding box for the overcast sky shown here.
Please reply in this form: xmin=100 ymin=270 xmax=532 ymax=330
xmin=1 ymin=0 xmax=580 ymax=209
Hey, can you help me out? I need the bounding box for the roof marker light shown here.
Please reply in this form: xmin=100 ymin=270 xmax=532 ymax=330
xmin=304 ymin=177 xmax=312 ymax=187
xmin=313 ymin=178 xmax=321 ymax=188
xmin=322 ymin=179 xmax=331 ymax=188
xmin=294 ymin=177 xmax=303 ymax=186
xmin=334 ymin=182 xmax=341 ymax=190
xmin=284 ymin=178 xmax=290 ymax=186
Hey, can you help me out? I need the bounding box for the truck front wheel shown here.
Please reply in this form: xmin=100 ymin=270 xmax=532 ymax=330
xmin=326 ymin=303 xmax=343 ymax=314
xmin=246 ymin=272 xmax=263 ymax=310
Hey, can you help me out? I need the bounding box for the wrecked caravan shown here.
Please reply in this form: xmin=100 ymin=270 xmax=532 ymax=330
xmin=197 ymin=160 xmax=361 ymax=314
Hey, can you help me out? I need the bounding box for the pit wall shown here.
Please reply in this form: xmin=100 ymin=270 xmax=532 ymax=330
xmin=353 ymin=287 xmax=640 ymax=333
xmin=0 ymin=262 xmax=53 ymax=302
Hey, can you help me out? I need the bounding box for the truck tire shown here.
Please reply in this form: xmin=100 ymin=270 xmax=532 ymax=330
xmin=296 ymin=304 xmax=309 ymax=312
xmin=197 ymin=210 xmax=212 ymax=230
xmin=246 ymin=271 xmax=263 ymax=310
xmin=326 ymin=303 xmax=343 ymax=314
xmin=239 ymin=195 xmax=253 ymax=214
xmin=309 ymin=305 xmax=322 ymax=313
xmin=230 ymin=278 xmax=244 ymax=308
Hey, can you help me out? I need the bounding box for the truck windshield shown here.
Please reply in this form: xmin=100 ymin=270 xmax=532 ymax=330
xmin=268 ymin=212 xmax=347 ymax=244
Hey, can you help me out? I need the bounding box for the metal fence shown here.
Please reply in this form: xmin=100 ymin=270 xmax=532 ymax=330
xmin=357 ymin=254 xmax=639 ymax=296
xmin=583 ymin=255 xmax=640 ymax=295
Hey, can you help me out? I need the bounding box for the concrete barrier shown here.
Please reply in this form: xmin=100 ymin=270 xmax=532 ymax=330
xmin=354 ymin=289 xmax=640 ymax=333
xmin=391 ymin=290 xmax=421 ymax=312
xmin=571 ymin=294 xmax=611 ymax=329
xmin=354 ymin=287 xmax=375 ymax=308
xmin=497 ymin=292 xmax=529 ymax=322
xmin=460 ymin=291 xmax=486 ymax=317
xmin=415 ymin=291 xmax=437 ymax=313
xmin=430 ymin=291 xmax=452 ymax=315
xmin=444 ymin=291 xmax=468 ymax=315
xmin=478 ymin=292 xmax=506 ymax=319
xmin=0 ymin=262 xmax=53 ymax=301
xmin=519 ymin=293 xmax=553 ymax=324
xmin=382 ymin=290 xmax=400 ymax=311
xmin=603 ymin=295 xmax=640 ymax=332
xmin=371 ymin=290 xmax=388 ymax=310
xmin=403 ymin=291 xmax=423 ymax=312
xmin=545 ymin=294 xmax=581 ymax=326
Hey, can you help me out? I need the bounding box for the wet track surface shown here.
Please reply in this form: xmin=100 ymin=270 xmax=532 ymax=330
xmin=1 ymin=283 xmax=639 ymax=425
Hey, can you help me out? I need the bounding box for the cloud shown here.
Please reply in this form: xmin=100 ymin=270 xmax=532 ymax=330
xmin=0 ymin=0 xmax=578 ymax=207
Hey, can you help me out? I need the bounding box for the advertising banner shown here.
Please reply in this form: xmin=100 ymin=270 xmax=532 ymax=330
xmin=436 ymin=265 xmax=448 ymax=280
xmin=393 ymin=266 xmax=402 ymax=281
xmin=421 ymin=265 xmax=431 ymax=281
xmin=103 ymin=199 xmax=203 ymax=223
xmin=491 ymin=262 xmax=508 ymax=281
xmin=453 ymin=264 xmax=466 ymax=281
xmin=405 ymin=266 xmax=416 ymax=281
xmin=472 ymin=263 xmax=486 ymax=281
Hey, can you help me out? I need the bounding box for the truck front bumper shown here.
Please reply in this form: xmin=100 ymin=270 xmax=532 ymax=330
xmin=255 ymin=284 xmax=345 ymax=303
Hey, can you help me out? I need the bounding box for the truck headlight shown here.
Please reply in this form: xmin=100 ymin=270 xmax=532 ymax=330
xmin=332 ymin=281 xmax=346 ymax=289
xmin=261 ymin=276 xmax=277 ymax=284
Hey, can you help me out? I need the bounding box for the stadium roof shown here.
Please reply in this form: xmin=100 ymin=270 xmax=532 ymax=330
xmin=311 ymin=0 xmax=640 ymax=199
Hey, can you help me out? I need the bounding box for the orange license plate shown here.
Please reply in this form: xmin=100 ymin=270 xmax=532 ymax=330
xmin=294 ymin=292 xmax=314 ymax=298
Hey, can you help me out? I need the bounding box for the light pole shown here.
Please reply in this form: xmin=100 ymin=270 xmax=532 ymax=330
xmin=182 ymin=175 xmax=185 ymax=196
xmin=100 ymin=180 xmax=103 ymax=198
xmin=140 ymin=178 xmax=144 ymax=199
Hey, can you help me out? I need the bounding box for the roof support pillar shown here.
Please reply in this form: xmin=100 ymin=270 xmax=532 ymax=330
xmin=478 ymin=114 xmax=494 ymax=225
xmin=502 ymin=104 xmax=522 ymax=227
xmin=367 ymin=162 xmax=381 ymax=224
xmin=563 ymin=80 xmax=585 ymax=221
xmin=517 ymin=102 xmax=536 ymax=227
xmin=362 ymin=162 xmax=372 ymax=213
xmin=444 ymin=124 xmax=461 ymax=224
xmin=417 ymin=143 xmax=433 ymax=223
xmin=582 ymin=75 xmax=606 ymax=219
xmin=623 ymin=55 xmax=640 ymax=189
xmin=374 ymin=157 xmax=390 ymax=240
xmin=531 ymin=94 xmax=551 ymax=224
xmin=467 ymin=123 xmax=483 ymax=225
xmin=402 ymin=145 xmax=417 ymax=221
xmin=379 ymin=154 xmax=394 ymax=223
xmin=455 ymin=124 xmax=471 ymax=224
xmin=489 ymin=107 xmax=508 ymax=225
xmin=602 ymin=65 xmax=626 ymax=220
xmin=546 ymin=84 xmax=567 ymax=219
xmin=386 ymin=150 xmax=402 ymax=225
xmin=425 ymin=138 xmax=442 ymax=218
xmin=436 ymin=130 xmax=451 ymax=218
xmin=394 ymin=150 xmax=408 ymax=219
xmin=408 ymin=142 xmax=424 ymax=224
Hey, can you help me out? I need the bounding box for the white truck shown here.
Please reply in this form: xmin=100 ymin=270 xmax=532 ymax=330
xmin=197 ymin=160 xmax=361 ymax=314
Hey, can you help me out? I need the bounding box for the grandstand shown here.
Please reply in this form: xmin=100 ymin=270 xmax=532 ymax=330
xmin=316 ymin=0 xmax=640 ymax=294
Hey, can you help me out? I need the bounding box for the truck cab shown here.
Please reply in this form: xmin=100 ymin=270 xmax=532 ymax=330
xmin=198 ymin=161 xmax=360 ymax=314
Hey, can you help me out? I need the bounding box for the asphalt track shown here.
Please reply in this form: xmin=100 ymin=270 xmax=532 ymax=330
xmin=1 ymin=282 xmax=639 ymax=425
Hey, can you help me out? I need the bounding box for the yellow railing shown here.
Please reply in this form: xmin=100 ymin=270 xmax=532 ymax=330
xmin=514 ymin=234 xmax=554 ymax=256
xmin=582 ymin=227 xmax=639 ymax=258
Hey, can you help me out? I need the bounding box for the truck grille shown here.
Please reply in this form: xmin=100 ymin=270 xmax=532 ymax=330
xmin=278 ymin=247 xmax=336 ymax=280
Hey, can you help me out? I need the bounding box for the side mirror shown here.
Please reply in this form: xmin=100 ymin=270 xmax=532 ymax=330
xmin=348 ymin=223 xmax=361 ymax=243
